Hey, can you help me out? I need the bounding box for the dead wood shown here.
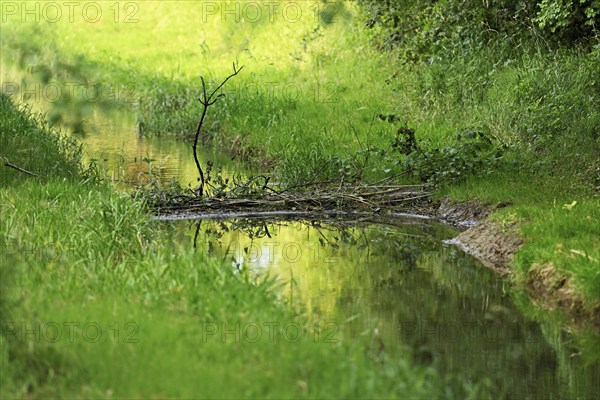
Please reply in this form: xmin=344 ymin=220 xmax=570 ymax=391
xmin=149 ymin=184 xmax=432 ymax=217
xmin=3 ymin=162 xmax=39 ymax=177
xmin=193 ymin=62 xmax=243 ymax=197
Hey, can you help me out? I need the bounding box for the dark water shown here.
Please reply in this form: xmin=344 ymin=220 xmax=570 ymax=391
xmin=160 ymin=216 xmax=600 ymax=399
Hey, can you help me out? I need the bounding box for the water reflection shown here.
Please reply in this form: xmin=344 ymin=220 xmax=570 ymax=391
xmin=161 ymin=216 xmax=600 ymax=399
xmin=77 ymin=108 xmax=245 ymax=187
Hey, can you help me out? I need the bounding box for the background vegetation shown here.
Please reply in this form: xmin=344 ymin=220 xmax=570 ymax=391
xmin=353 ymin=0 xmax=599 ymax=303
xmin=1 ymin=0 xmax=599 ymax=396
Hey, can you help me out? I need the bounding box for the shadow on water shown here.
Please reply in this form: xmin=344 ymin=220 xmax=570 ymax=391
xmin=160 ymin=215 xmax=600 ymax=399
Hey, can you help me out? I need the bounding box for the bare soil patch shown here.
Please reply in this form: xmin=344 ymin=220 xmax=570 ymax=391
xmin=446 ymin=220 xmax=523 ymax=275
xmin=527 ymin=263 xmax=600 ymax=332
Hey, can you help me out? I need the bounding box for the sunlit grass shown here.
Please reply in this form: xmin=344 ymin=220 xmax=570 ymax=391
xmin=0 ymin=1 xmax=412 ymax=180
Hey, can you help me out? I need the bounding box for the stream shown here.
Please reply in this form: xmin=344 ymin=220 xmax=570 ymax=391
xmin=3 ymin=81 xmax=599 ymax=398
xmin=70 ymin=108 xmax=246 ymax=188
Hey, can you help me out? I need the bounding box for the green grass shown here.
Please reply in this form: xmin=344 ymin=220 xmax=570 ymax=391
xmin=1 ymin=93 xmax=483 ymax=398
xmin=0 ymin=0 xmax=598 ymax=373
xmin=514 ymin=200 xmax=600 ymax=302
xmin=0 ymin=95 xmax=84 ymax=185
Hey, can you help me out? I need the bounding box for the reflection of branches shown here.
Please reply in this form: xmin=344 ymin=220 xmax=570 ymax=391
xmin=263 ymin=221 xmax=271 ymax=238
xmin=187 ymin=215 xmax=441 ymax=273
xmin=195 ymin=218 xmax=277 ymax=257
xmin=311 ymin=222 xmax=339 ymax=249
xmin=229 ymin=219 xmax=273 ymax=240
xmin=193 ymin=219 xmax=202 ymax=250
xmin=309 ymin=220 xmax=369 ymax=251
xmin=190 ymin=217 xmax=373 ymax=254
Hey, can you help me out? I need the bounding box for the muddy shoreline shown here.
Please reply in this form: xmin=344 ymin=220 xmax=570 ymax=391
xmin=432 ymin=198 xmax=599 ymax=333
xmin=433 ymin=198 xmax=521 ymax=274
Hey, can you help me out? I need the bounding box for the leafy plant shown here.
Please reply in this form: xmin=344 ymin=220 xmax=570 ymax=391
xmin=356 ymin=0 xmax=597 ymax=61
xmin=535 ymin=0 xmax=599 ymax=38
xmin=379 ymin=125 xmax=506 ymax=185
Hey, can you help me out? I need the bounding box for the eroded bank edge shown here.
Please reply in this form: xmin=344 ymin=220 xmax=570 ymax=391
xmin=435 ymin=198 xmax=599 ymax=333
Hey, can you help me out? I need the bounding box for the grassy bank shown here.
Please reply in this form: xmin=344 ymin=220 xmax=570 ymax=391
xmin=1 ymin=94 xmax=480 ymax=397
xmin=1 ymin=1 xmax=598 ymax=325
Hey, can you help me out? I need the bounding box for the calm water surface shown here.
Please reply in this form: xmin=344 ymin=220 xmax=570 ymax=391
xmin=74 ymin=108 xmax=246 ymax=187
xmin=1 ymin=64 xmax=242 ymax=187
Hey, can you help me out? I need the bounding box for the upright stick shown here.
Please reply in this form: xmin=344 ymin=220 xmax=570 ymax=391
xmin=192 ymin=62 xmax=244 ymax=196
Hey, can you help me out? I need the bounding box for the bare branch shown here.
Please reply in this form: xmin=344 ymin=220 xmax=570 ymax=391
xmin=200 ymin=75 xmax=208 ymax=104
xmin=192 ymin=63 xmax=244 ymax=197
xmin=4 ymin=162 xmax=39 ymax=177
xmin=207 ymin=63 xmax=244 ymax=101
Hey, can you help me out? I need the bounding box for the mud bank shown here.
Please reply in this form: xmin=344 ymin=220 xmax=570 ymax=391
xmin=527 ymin=263 xmax=600 ymax=331
xmin=434 ymin=198 xmax=521 ymax=274
xmin=436 ymin=198 xmax=599 ymax=333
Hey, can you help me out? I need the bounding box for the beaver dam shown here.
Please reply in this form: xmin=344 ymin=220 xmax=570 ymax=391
xmin=146 ymin=183 xmax=434 ymax=219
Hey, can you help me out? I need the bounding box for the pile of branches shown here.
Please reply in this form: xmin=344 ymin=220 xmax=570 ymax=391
xmin=144 ymin=63 xmax=433 ymax=219
xmin=150 ymin=184 xmax=432 ymax=217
